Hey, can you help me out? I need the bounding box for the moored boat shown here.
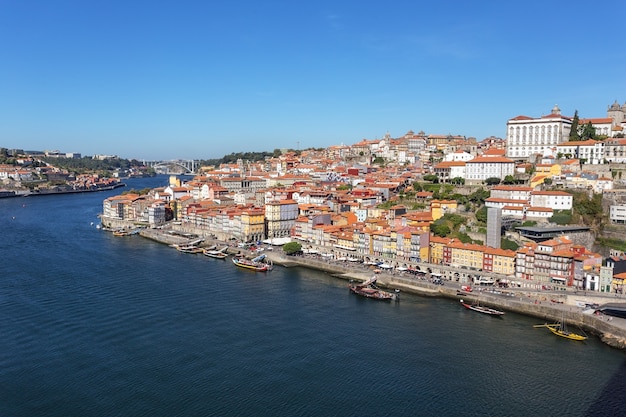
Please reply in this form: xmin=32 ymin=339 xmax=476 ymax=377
xmin=204 ymin=247 xmax=228 ymax=259
xmin=459 ymin=299 xmax=505 ymax=316
xmin=177 ymin=245 xmax=203 ymax=254
xmin=232 ymin=254 xmax=272 ymax=271
xmin=534 ymin=314 xmax=588 ymax=341
xmin=349 ymin=276 xmax=399 ymax=301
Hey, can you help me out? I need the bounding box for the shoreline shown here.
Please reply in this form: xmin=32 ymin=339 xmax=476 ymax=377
xmin=264 ymin=251 xmax=626 ymax=351
xmin=132 ymin=228 xmax=626 ymax=351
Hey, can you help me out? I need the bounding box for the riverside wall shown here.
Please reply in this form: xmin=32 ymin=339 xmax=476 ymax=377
xmin=111 ymin=226 xmax=626 ymax=351
xmin=265 ymin=251 xmax=626 ymax=351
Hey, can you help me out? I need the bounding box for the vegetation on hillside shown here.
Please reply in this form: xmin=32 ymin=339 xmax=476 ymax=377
xmin=198 ymin=147 xmax=325 ymax=167
xmin=596 ymin=237 xmax=626 ymax=253
xmin=40 ymin=156 xmax=148 ymax=176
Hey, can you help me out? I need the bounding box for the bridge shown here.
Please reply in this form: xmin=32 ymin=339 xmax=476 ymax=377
xmin=144 ymin=159 xmax=198 ymax=175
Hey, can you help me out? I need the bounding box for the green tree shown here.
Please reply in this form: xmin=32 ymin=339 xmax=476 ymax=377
xmin=456 ymin=232 xmax=472 ymax=244
xmin=475 ymin=206 xmax=488 ymax=223
xmin=282 ymin=242 xmax=302 ymax=255
xmin=502 ymin=175 xmax=516 ymax=185
xmin=579 ymin=122 xmax=596 ymax=140
xmin=550 ymin=211 xmax=572 ymax=225
xmin=468 ymin=188 xmax=490 ymax=205
xmin=430 ymin=222 xmax=451 ymax=237
xmin=569 ymin=110 xmax=580 ymax=141
xmin=423 ymin=174 xmax=439 ymax=183
xmin=501 ymin=238 xmax=519 ymax=251
xmin=450 ymin=177 xmax=465 ymax=185
xmin=442 ymin=213 xmax=466 ymax=229
xmin=485 ymin=177 xmax=501 ymax=186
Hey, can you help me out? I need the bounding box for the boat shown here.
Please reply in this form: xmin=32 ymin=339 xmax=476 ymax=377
xmin=534 ymin=314 xmax=588 ymax=341
xmin=459 ymin=299 xmax=505 ymax=316
xmin=204 ymin=246 xmax=228 ymax=259
xmin=349 ymin=276 xmax=399 ymax=301
xmin=177 ymin=245 xmax=203 ymax=254
xmin=232 ymin=254 xmax=272 ymax=271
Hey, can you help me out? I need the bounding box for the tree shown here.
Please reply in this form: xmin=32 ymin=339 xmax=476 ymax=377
xmin=501 ymin=238 xmax=519 ymax=251
xmin=485 ymin=177 xmax=501 ymax=186
xmin=430 ymin=222 xmax=451 ymax=237
xmin=543 ymin=178 xmax=553 ymax=186
xmin=569 ymin=110 xmax=580 ymax=141
xmin=450 ymin=177 xmax=465 ymax=185
xmin=423 ymin=174 xmax=439 ymax=183
xmin=475 ymin=206 xmax=488 ymax=223
xmin=550 ymin=212 xmax=572 ymax=225
xmin=579 ymin=122 xmax=596 ymax=141
xmin=503 ymin=175 xmax=516 ymax=185
xmin=282 ymin=242 xmax=302 ymax=255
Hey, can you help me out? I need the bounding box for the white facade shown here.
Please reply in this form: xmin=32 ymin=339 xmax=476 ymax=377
xmin=530 ymin=191 xmax=573 ymax=210
xmin=490 ymin=186 xmax=533 ymax=201
xmin=506 ymin=105 xmax=572 ymax=160
xmin=610 ymin=205 xmax=626 ymax=224
xmin=465 ymin=156 xmax=514 ymax=183
xmin=444 ymin=150 xmax=474 ymax=162
xmin=556 ymin=140 xmax=605 ymax=164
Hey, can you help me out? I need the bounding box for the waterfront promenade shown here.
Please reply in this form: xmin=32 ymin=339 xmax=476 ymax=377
xmin=138 ymin=227 xmax=626 ymax=350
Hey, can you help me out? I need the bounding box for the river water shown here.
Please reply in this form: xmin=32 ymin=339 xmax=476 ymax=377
xmin=1 ymin=176 xmax=625 ymax=416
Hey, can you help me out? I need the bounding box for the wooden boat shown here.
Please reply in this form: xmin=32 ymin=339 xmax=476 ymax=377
xmin=177 ymin=245 xmax=203 ymax=254
xmin=349 ymin=276 xmax=399 ymax=301
xmin=459 ymin=299 xmax=505 ymax=316
xmin=232 ymin=254 xmax=272 ymax=271
xmin=204 ymin=247 xmax=228 ymax=259
xmin=534 ymin=315 xmax=587 ymax=341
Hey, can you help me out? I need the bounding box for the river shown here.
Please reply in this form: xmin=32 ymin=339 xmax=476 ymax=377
xmin=1 ymin=175 xmax=625 ymax=416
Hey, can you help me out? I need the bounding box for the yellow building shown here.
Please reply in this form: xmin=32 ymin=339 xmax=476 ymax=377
xmin=430 ymin=199 xmax=458 ymax=221
xmin=241 ymin=207 xmax=265 ymax=243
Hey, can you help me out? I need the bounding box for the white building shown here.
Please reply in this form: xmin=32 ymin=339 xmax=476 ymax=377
xmin=506 ymin=105 xmax=572 ymax=160
xmin=265 ymin=199 xmax=299 ymax=239
xmin=556 ymin=139 xmax=605 ymax=164
xmin=490 ymin=185 xmax=533 ymax=201
xmin=444 ymin=150 xmax=474 ymax=162
xmin=530 ymin=191 xmax=573 ymax=210
xmin=610 ymin=205 xmax=626 ymax=224
xmin=433 ymin=161 xmax=466 ymax=183
xmin=465 ymin=155 xmax=515 ymax=184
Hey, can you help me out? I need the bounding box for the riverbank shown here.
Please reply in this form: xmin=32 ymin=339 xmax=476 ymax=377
xmin=263 ymin=251 xmax=626 ymax=350
xmin=131 ymin=228 xmax=626 ymax=350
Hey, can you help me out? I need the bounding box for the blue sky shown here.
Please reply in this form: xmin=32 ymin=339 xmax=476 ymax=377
xmin=1 ymin=0 xmax=625 ymax=161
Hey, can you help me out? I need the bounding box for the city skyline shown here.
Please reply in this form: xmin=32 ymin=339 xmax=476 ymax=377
xmin=1 ymin=0 xmax=625 ymax=161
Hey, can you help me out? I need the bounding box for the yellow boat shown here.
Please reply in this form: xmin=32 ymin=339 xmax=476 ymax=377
xmin=534 ymin=321 xmax=588 ymax=341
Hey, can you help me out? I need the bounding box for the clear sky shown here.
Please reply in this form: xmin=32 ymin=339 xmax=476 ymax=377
xmin=2 ymin=1 xmax=625 ymax=161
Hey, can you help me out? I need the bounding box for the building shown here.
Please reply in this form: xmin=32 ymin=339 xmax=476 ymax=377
xmin=506 ymin=105 xmax=572 ymax=160
xmin=265 ymin=199 xmax=299 ymax=240
xmin=486 ymin=207 xmax=502 ymax=249
xmin=464 ymin=155 xmax=515 ymax=184
xmin=610 ymin=205 xmax=626 ymax=224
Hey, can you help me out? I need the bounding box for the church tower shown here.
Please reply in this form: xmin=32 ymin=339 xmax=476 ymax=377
xmin=607 ymin=100 xmax=626 ymax=126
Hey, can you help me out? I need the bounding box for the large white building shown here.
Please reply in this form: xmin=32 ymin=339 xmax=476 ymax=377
xmin=506 ymin=105 xmax=572 ymax=160
xmin=465 ymin=155 xmax=515 ymax=184
xmin=530 ymin=191 xmax=573 ymax=210
xmin=507 ymin=101 xmax=626 ymax=162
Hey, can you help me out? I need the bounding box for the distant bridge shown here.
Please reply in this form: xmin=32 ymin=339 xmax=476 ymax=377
xmin=144 ymin=159 xmax=198 ymax=175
